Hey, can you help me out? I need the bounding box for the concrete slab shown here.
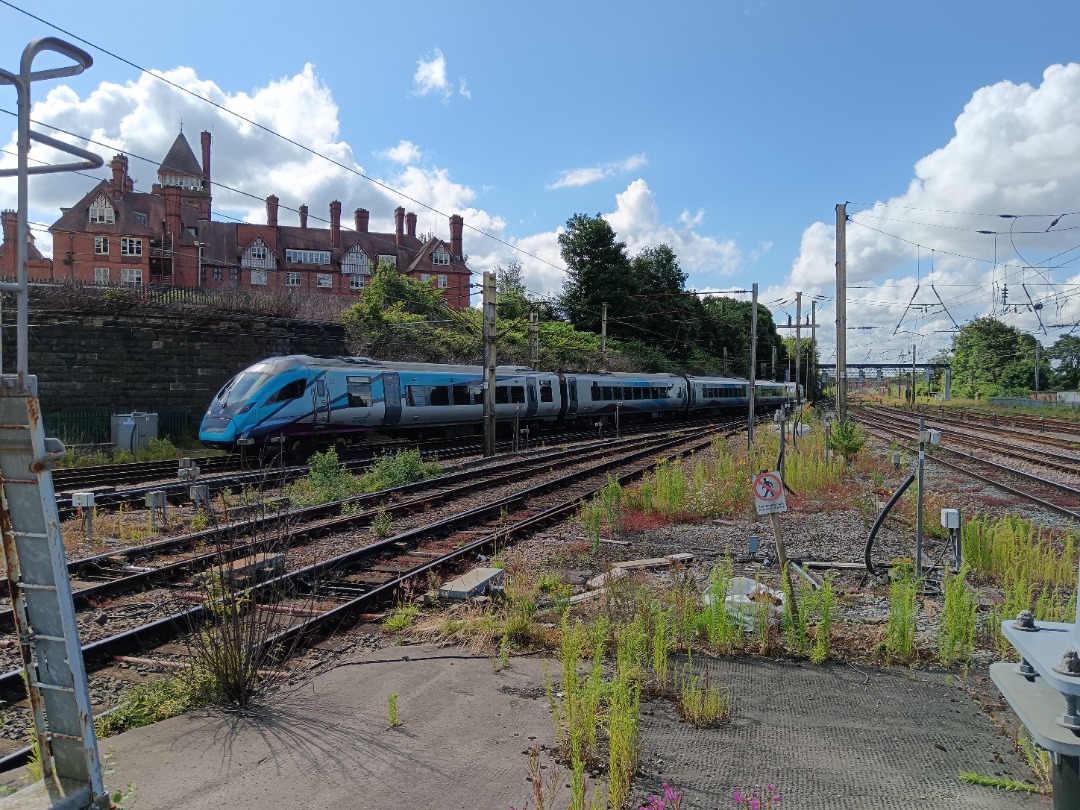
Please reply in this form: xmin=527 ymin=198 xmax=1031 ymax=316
xmin=439 ymin=567 xmax=504 ymax=600
xmin=30 ymin=645 xmax=1047 ymax=810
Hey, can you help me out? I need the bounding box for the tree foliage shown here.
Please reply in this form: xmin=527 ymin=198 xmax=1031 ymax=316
xmin=556 ymin=213 xmax=787 ymax=377
xmin=1049 ymin=334 xmax=1080 ymax=391
xmin=950 ymin=317 xmax=1048 ymax=398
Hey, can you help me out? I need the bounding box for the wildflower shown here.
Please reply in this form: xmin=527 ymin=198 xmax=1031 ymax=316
xmin=733 ymin=787 xmax=743 ymax=804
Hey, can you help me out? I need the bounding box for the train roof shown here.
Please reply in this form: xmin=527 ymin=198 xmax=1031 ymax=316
xmin=262 ymin=355 xmax=545 ymax=376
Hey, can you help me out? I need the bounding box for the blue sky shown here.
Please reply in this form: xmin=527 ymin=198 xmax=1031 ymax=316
xmin=3 ymin=0 xmax=1080 ymax=366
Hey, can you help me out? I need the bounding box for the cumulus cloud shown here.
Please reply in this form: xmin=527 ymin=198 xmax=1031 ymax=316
xmin=547 ymin=153 xmax=648 ymax=189
xmin=380 ymin=140 xmax=422 ymax=165
xmin=411 ymin=48 xmax=469 ymax=103
xmin=784 ymin=61 xmax=1080 ymax=360
xmin=0 ymin=63 xmax=484 ymax=256
xmin=470 ymin=178 xmax=743 ymax=302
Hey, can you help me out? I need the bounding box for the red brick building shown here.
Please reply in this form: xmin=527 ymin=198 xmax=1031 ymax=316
xmin=0 ymin=210 xmax=53 ymax=278
xmin=5 ymin=130 xmax=473 ymax=309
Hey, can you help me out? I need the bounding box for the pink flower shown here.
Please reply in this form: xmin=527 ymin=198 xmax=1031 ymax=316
xmin=733 ymin=787 xmax=743 ymax=804
xmin=750 ymin=797 xmax=760 ymax=810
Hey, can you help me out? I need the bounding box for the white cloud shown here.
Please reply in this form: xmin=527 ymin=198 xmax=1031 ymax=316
xmin=470 ymin=178 xmax=742 ymax=301
xmin=380 ymin=140 xmax=422 ymax=165
xmin=547 ymin=153 xmax=649 ymax=189
xmin=0 ymin=63 xmax=485 ymax=257
xmin=411 ymin=48 xmax=469 ymax=103
xmin=784 ymin=61 xmax=1080 ymax=360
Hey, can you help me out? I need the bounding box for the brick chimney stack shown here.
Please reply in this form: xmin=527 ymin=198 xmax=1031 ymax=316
xmin=395 ymin=206 xmax=405 ymax=245
xmin=266 ymin=195 xmax=279 ymax=227
xmin=450 ymin=214 xmax=464 ymax=260
xmin=299 ymin=204 xmax=308 ymax=229
xmin=124 ymin=176 xmax=134 ymax=193
xmin=1 ymin=210 xmax=15 ymax=249
xmin=406 ymin=212 xmax=417 ymax=238
xmin=354 ymin=208 xmax=369 ymax=233
xmin=200 ymin=130 xmax=212 ymax=219
xmin=330 ymin=200 xmax=341 ymax=245
xmin=164 ymin=186 xmax=182 ymax=237
xmin=110 ymin=154 xmax=128 ymax=195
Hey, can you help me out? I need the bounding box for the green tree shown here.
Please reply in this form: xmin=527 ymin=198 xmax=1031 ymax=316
xmin=558 ymin=213 xmax=638 ymax=336
xmin=1049 ymin=335 xmax=1080 ymax=391
xmin=950 ymin=317 xmax=1039 ymax=398
xmin=340 ymin=265 xmax=480 ymax=361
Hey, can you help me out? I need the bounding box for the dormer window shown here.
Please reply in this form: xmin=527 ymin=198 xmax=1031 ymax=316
xmin=341 ymin=247 xmax=370 ymax=275
xmin=88 ymin=193 xmax=115 ymax=225
xmin=285 ymin=249 xmax=330 ymax=265
xmin=242 ymin=239 xmax=276 ymax=270
xmin=432 ymin=247 xmax=450 ymax=266
xmin=377 ymin=254 xmax=397 ymax=270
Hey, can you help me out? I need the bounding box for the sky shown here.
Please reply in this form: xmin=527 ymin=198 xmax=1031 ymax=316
xmin=2 ymin=0 xmax=1080 ymax=369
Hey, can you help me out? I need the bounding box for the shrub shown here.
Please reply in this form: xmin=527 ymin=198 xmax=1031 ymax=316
xmin=829 ymin=419 xmax=866 ymax=461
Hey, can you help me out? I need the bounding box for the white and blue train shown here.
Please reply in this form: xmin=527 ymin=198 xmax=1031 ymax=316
xmin=199 ymin=355 xmax=797 ymax=457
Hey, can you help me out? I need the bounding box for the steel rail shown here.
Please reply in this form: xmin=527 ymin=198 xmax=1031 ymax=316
xmin=0 ymin=426 xmax=723 ymax=697
xmin=853 ymin=413 xmax=1080 ymax=521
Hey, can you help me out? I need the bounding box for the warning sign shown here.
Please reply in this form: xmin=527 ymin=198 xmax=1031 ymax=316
xmin=753 ymin=471 xmax=787 ymax=515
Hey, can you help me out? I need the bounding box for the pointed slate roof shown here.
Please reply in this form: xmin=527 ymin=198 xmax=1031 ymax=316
xmin=158 ymin=131 xmax=204 ymax=178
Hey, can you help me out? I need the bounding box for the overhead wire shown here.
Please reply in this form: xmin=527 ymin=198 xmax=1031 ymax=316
xmin=0 ymin=0 xmax=566 ymax=276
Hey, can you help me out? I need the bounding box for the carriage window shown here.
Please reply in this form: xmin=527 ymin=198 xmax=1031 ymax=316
xmin=406 ymin=385 xmax=428 ymax=406
xmin=452 ymin=385 xmax=471 ymax=405
xmin=267 ymin=378 xmax=305 ymax=404
xmin=430 ymin=386 xmax=450 ymax=406
xmin=601 ymin=386 xmax=611 ymax=401
xmin=591 ymin=384 xmax=601 ymax=401
xmin=496 ymin=386 xmax=509 ymax=404
xmin=346 ymin=377 xmax=372 ymax=407
xmin=539 ymin=380 xmax=553 ymax=403
xmin=511 ymin=386 xmax=526 ymax=404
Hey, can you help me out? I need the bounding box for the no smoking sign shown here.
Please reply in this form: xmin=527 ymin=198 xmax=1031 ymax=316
xmin=753 ymin=471 xmax=787 ymax=515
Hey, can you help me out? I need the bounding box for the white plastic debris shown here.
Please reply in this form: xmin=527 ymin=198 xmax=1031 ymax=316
xmin=703 ymin=575 xmax=785 ymax=631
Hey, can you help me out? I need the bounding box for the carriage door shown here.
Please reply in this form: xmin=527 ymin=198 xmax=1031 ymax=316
xmin=526 ymin=376 xmax=539 ymax=417
xmin=313 ymin=376 xmax=330 ymax=426
xmin=565 ymin=376 xmax=578 ymax=416
xmin=383 ymin=373 xmax=402 ymax=425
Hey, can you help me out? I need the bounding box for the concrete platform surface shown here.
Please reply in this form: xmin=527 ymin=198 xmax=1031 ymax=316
xmin=55 ymin=644 xmax=1046 ymax=810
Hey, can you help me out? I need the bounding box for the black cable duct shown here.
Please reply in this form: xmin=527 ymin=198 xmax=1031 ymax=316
xmin=865 ymin=472 xmax=916 ymax=578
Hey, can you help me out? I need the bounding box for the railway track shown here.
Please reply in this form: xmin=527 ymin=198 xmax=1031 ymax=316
xmin=851 ymin=406 xmax=1080 ymax=521
xmin=0 ymin=423 xmax=733 ymax=696
xmin=858 ymin=404 xmax=1080 ymax=476
xmin=0 ymin=420 xmax=737 ymax=769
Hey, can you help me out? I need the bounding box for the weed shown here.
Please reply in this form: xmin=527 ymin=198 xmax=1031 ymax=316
xmin=886 ymin=562 xmax=919 ymax=663
xmin=811 ymin=574 xmax=836 ymax=665
xmin=288 ymin=447 xmax=362 ymax=506
xmin=606 ymin=675 xmax=640 ymax=810
xmin=387 ymin=692 xmax=401 ymax=728
xmin=190 ymin=509 xmax=209 ymax=532
xmin=1018 ymin=735 xmax=1052 ymax=793
xmin=958 ymin=772 xmax=1040 ymax=793
xmin=829 ymin=419 xmax=866 ymax=462
xmin=383 ymin=604 xmax=420 ymax=634
xmin=524 ymin=743 xmax=563 ymax=810
xmin=938 ymin=566 xmax=977 ymax=667
xmin=733 ymin=785 xmax=782 ymax=808
xmin=675 ymin=663 xmax=731 ymax=727
xmin=651 ymin=608 xmax=671 ymax=693
xmin=360 ymin=449 xmax=441 ymax=493
xmin=96 ymin=671 xmax=213 ymax=737
xmin=369 ymin=508 xmax=393 ymax=539
xmin=639 ymin=783 xmax=683 ymax=810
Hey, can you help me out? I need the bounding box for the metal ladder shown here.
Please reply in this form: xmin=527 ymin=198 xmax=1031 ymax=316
xmin=0 ymin=378 xmax=106 ymax=805
xmin=0 ymin=37 xmax=109 ymax=808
